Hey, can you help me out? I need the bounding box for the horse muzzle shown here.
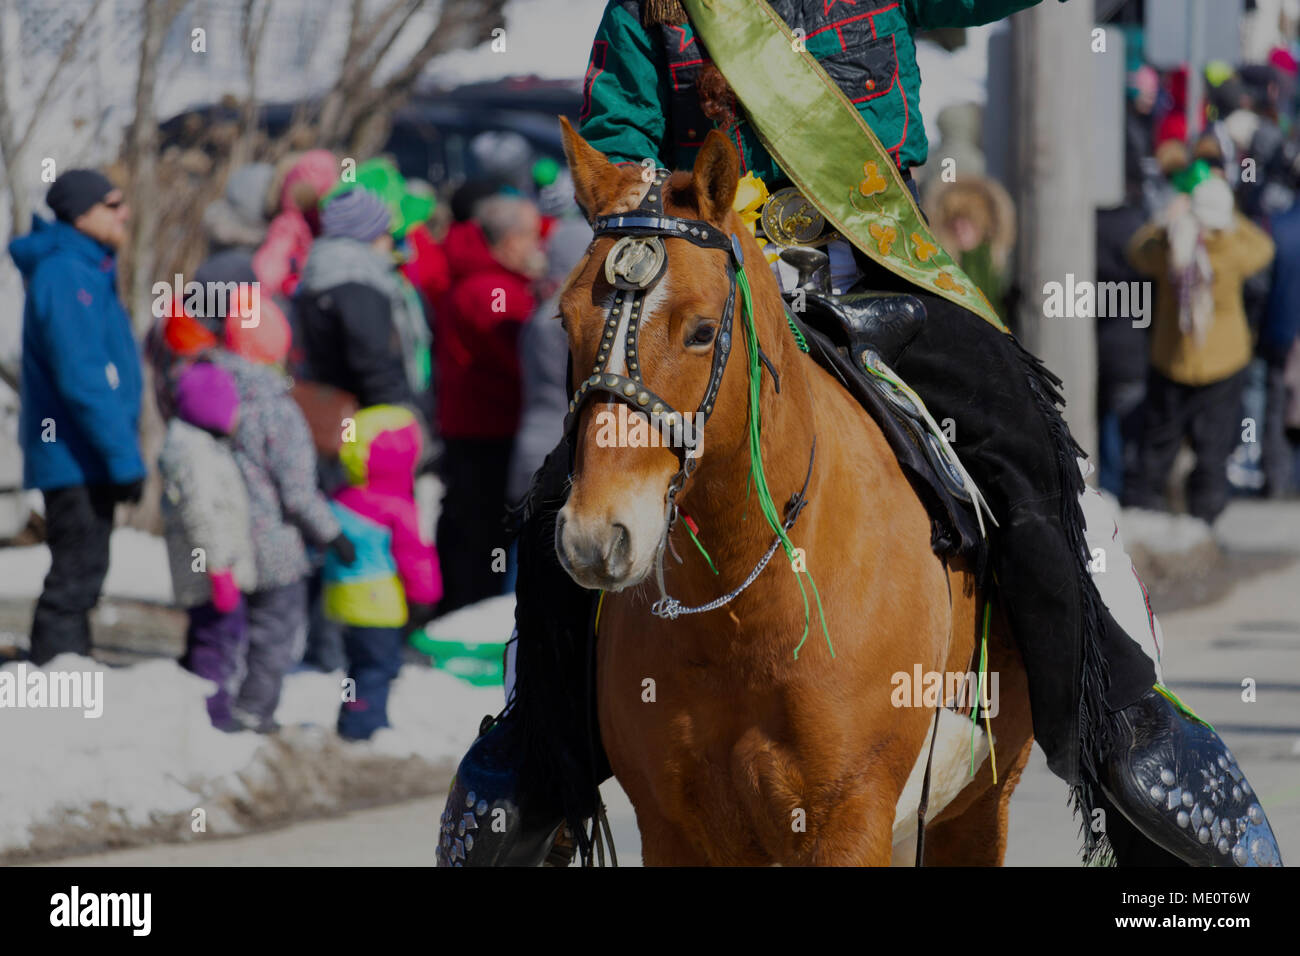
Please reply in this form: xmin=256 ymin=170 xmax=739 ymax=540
xmin=555 ymin=498 xmax=663 ymax=592
xmin=555 ymin=510 xmax=637 ymax=590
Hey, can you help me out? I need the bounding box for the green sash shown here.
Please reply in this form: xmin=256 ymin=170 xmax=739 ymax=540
xmin=680 ymin=0 xmax=1007 ymax=331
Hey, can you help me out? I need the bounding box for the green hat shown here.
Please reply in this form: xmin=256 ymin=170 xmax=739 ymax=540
xmin=1205 ymin=61 xmax=1235 ymax=88
xmin=532 ymin=156 xmax=561 ymax=188
xmin=1171 ymin=159 xmax=1214 ymax=195
xmin=323 ymin=157 xmax=434 ymax=239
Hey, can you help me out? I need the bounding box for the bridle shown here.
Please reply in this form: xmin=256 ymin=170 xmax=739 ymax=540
xmin=562 ymin=169 xmax=742 ymax=550
xmin=563 ymin=169 xmax=813 ymax=621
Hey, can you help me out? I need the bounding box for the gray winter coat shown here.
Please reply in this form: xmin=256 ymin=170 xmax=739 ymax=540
xmin=210 ymin=350 xmax=340 ymax=590
xmin=507 ymin=302 xmax=569 ymax=504
xmin=158 ymin=418 xmax=257 ymax=607
xmin=507 ymin=217 xmax=592 ymax=502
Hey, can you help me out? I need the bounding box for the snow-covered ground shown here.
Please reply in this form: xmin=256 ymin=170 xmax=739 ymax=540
xmin=0 ymin=516 xmax=516 ymax=861
xmin=0 ymin=647 xmax=503 ymax=861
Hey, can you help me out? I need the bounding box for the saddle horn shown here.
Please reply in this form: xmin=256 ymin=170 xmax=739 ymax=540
xmin=779 ymin=246 xmax=831 ymax=295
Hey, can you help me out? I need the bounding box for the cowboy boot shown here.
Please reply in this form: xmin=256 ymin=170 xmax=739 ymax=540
xmin=436 ymin=711 xmax=568 ymax=867
xmin=1099 ymin=686 xmax=1283 ymax=867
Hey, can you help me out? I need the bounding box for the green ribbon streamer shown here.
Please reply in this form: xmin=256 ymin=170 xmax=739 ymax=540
xmin=683 ymin=518 xmax=720 ymax=576
xmin=736 ymin=267 xmax=833 ymax=661
xmin=970 ymin=599 xmax=992 ymax=778
xmin=1154 ymin=683 xmax=1215 ymax=733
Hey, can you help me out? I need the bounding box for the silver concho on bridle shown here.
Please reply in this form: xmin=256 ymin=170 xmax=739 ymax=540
xmin=604 ymin=235 xmax=667 ymax=290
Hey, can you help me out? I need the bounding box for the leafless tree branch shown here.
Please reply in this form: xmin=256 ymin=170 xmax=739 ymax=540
xmin=18 ymin=0 xmax=107 ymax=151
xmin=325 ymin=0 xmax=507 ymax=152
xmin=354 ymin=0 xmax=426 ymax=87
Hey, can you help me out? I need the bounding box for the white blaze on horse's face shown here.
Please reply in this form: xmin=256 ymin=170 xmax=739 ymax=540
xmin=557 ymin=267 xmax=681 ymax=592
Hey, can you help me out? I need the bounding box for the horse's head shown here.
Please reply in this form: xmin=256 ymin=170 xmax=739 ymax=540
xmin=554 ymin=117 xmax=754 ymax=591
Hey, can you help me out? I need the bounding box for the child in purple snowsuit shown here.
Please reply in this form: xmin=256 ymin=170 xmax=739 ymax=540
xmin=159 ymin=362 xmax=257 ymax=730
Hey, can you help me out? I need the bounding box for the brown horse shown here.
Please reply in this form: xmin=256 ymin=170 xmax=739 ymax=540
xmin=555 ymin=117 xmax=1034 ymax=866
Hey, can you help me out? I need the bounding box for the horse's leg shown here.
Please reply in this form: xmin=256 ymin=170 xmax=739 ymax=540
xmin=923 ymin=600 xmax=1036 ymax=865
xmin=635 ymin=807 xmax=710 ymax=866
xmin=921 ymin=736 xmax=1033 ymax=865
xmin=729 ymin=725 xmax=913 ymax=866
xmin=807 ymin=787 xmax=909 ymax=866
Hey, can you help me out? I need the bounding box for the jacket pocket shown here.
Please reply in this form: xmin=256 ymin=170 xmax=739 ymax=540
xmin=818 ymin=33 xmax=899 ymax=104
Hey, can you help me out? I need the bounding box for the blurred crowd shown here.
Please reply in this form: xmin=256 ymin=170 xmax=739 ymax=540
xmin=9 ymin=131 xmax=590 ymax=742
xmin=916 ymin=50 xmax=1300 ymax=521
xmin=1099 ymin=52 xmax=1300 ymax=517
xmin=12 ymin=44 xmax=1300 ymax=742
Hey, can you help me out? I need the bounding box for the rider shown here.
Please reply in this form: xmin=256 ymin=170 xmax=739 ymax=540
xmin=438 ymin=0 xmax=1283 ymax=867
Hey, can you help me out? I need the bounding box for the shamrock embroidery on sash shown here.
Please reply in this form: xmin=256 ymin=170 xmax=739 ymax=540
xmin=934 ymin=271 xmax=966 ymax=294
xmin=911 ymin=232 xmax=938 ymax=262
xmin=869 ymin=222 xmax=897 ymax=256
xmin=856 ymin=161 xmax=887 ymax=198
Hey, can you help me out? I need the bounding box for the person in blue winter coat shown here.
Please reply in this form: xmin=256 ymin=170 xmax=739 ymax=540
xmin=8 ymin=169 xmax=145 ymax=666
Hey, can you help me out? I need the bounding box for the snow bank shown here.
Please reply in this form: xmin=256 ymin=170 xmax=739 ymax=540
xmin=425 ymin=594 xmax=514 ymax=643
xmin=0 ymin=653 xmax=500 ymax=862
xmin=1118 ymin=506 xmax=1215 ymax=555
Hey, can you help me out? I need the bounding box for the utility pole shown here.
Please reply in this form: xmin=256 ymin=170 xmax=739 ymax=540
xmin=1011 ymin=0 xmax=1098 ymax=462
xmin=1185 ymin=0 xmax=1205 ymax=147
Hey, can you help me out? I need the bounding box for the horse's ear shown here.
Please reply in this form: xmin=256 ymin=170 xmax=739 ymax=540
xmin=691 ymin=129 xmax=739 ymax=225
xmin=560 ymin=115 xmax=632 ymax=221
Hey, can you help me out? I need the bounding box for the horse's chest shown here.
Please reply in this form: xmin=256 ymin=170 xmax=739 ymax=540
xmin=597 ymin=639 xmax=821 ymax=859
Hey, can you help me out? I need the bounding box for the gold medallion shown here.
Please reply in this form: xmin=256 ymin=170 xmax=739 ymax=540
xmin=760 ymin=187 xmax=828 ymax=246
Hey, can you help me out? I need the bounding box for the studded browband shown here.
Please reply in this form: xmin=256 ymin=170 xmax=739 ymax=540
xmin=564 ymin=168 xmax=744 ymax=479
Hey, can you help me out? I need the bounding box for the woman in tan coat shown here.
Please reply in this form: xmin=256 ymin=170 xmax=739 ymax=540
xmin=1123 ymin=167 xmax=1275 ymax=522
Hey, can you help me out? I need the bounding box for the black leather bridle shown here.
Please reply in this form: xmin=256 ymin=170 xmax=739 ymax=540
xmin=563 ymin=168 xmax=745 ymax=529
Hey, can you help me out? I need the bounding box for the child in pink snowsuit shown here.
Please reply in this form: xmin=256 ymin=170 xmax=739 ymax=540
xmin=324 ymin=404 xmax=442 ymax=739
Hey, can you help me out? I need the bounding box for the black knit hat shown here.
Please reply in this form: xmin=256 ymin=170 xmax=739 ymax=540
xmin=47 ymin=169 xmax=115 ymax=223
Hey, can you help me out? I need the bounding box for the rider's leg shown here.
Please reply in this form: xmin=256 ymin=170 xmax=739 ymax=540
xmin=886 ymin=299 xmax=1282 ymax=866
xmin=437 ymin=442 xmax=609 ymax=867
xmin=887 ymin=306 xmax=1153 ymax=765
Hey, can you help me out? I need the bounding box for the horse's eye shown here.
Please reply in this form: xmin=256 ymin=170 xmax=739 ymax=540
xmin=686 ymin=322 xmax=717 ymax=347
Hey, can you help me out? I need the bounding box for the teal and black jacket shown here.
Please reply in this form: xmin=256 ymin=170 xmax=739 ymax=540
xmin=579 ymin=0 xmax=1045 ymax=178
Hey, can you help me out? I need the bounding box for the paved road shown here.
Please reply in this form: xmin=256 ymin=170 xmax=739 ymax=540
xmin=48 ymin=501 xmax=1300 ymax=867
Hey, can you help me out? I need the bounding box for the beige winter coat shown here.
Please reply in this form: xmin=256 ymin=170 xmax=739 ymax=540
xmin=1127 ymin=212 xmax=1275 ymax=385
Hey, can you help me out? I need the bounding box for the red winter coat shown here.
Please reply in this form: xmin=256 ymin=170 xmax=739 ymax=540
xmin=435 ymin=221 xmax=536 ymax=439
xmin=402 ymin=221 xmax=451 ymax=307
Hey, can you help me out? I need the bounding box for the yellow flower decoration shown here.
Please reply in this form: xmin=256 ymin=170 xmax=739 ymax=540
xmin=934 ymin=271 xmax=966 ymax=294
xmin=869 ymin=221 xmax=897 ymax=256
xmin=857 ymin=161 xmax=887 ymax=198
xmin=733 ymin=172 xmax=770 ymax=237
xmin=911 ymin=232 xmax=938 ymax=262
